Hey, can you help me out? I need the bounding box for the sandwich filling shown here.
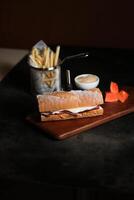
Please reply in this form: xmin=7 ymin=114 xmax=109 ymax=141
xmin=41 ymin=105 xmax=102 ymax=116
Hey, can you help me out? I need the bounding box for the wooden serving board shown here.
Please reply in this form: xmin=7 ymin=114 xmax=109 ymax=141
xmin=27 ymin=87 xmax=134 ymax=140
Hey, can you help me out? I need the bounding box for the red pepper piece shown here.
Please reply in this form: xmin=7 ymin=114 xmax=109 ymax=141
xmin=105 ymin=92 xmax=118 ymax=102
xmin=110 ymin=82 xmax=119 ymax=94
xmin=118 ymin=90 xmax=129 ymax=103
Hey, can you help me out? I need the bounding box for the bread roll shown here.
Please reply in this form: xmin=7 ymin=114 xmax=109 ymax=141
xmin=37 ymin=88 xmax=104 ymax=113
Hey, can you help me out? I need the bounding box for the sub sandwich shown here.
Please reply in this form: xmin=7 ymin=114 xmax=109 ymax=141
xmin=37 ymin=88 xmax=104 ymax=121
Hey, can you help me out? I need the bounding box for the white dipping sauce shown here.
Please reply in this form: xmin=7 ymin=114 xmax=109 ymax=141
xmin=77 ymin=74 xmax=97 ymax=83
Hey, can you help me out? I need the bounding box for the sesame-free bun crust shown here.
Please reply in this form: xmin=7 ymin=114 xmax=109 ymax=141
xmin=37 ymin=88 xmax=104 ymax=113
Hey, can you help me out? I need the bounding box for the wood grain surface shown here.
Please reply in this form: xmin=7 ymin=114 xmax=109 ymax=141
xmin=27 ymin=87 xmax=134 ymax=140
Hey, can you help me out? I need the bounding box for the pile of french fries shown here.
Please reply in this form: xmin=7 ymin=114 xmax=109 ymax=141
xmin=30 ymin=45 xmax=60 ymax=69
xmin=29 ymin=44 xmax=61 ymax=89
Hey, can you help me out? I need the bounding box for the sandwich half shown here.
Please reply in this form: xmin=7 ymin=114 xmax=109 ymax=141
xmin=37 ymin=88 xmax=104 ymax=121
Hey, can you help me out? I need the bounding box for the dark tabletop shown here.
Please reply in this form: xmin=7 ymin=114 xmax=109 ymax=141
xmin=0 ymin=47 xmax=134 ymax=198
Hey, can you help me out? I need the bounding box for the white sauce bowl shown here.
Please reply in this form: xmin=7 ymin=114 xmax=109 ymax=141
xmin=74 ymin=74 xmax=100 ymax=90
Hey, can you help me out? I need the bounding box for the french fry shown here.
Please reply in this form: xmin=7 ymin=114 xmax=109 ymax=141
xmin=50 ymin=79 xmax=55 ymax=87
xmin=31 ymin=48 xmax=37 ymax=60
xmin=42 ymin=48 xmax=47 ymax=67
xmin=30 ymin=45 xmax=61 ymax=69
xmin=44 ymin=79 xmax=52 ymax=88
xmin=46 ymin=71 xmax=52 ymax=78
xmin=50 ymin=51 xmax=54 ymax=67
xmin=54 ymin=46 xmax=60 ymax=66
xmin=50 ymin=71 xmax=56 ymax=78
xmin=35 ymin=57 xmax=42 ymax=66
xmin=31 ymin=48 xmax=41 ymax=67
xmin=37 ymin=54 xmax=43 ymax=65
xmin=45 ymin=47 xmax=50 ymax=68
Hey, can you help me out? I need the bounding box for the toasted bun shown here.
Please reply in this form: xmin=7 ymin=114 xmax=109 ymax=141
xmin=40 ymin=106 xmax=103 ymax=121
xmin=37 ymin=88 xmax=104 ymax=113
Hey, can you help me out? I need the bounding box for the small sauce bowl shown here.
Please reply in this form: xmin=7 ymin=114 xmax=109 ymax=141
xmin=74 ymin=74 xmax=100 ymax=90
